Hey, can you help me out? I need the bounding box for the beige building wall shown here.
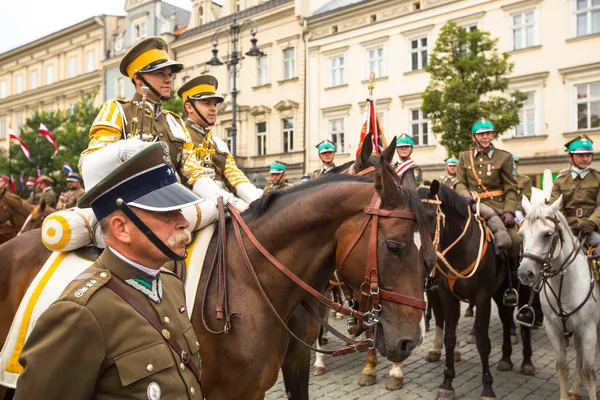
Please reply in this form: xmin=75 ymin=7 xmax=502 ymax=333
xmin=173 ymin=0 xmax=307 ymax=184
xmin=307 ymin=0 xmax=600 ymax=183
xmin=0 ymin=17 xmax=116 ymax=149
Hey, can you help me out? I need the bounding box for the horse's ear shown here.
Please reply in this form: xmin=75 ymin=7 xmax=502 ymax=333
xmin=375 ymin=161 xmax=400 ymax=204
xmin=549 ymin=195 xmax=562 ymax=215
xmin=429 ymin=180 xmax=440 ymax=197
xmin=381 ymin=136 xmax=397 ymax=164
xmin=522 ymin=195 xmax=533 ymax=215
xmin=38 ymin=198 xmax=47 ymax=213
xmin=359 ymin=133 xmax=373 ymax=169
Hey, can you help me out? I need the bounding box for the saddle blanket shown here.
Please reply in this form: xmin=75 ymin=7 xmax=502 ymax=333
xmin=0 ymin=223 xmax=215 ymax=388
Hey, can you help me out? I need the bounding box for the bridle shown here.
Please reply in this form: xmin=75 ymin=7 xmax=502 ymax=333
xmin=520 ymin=215 xmax=593 ymax=336
xmin=201 ymin=192 xmax=426 ymax=357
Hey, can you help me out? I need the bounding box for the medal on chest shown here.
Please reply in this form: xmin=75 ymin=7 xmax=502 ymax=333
xmin=486 ymin=164 xmax=492 ymax=176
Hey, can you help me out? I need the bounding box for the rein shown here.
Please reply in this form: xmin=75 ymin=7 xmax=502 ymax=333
xmin=201 ymin=192 xmax=425 ymax=356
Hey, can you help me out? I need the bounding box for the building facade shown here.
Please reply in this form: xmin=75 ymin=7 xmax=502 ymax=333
xmin=306 ymin=0 xmax=600 ymax=184
xmin=0 ymin=16 xmax=120 ymax=149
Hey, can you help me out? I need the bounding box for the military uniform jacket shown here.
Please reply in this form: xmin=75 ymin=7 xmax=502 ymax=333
xmin=394 ymin=161 xmax=423 ymax=186
xmin=27 ymin=190 xmax=40 ymax=206
xmin=455 ymin=147 xmax=518 ymax=215
xmin=15 ymin=248 xmax=202 ymax=400
xmin=185 ymin=120 xmax=250 ymax=194
xmin=550 ymin=168 xmax=600 ymax=229
xmin=79 ymin=93 xmax=203 ymax=185
xmin=263 ymin=182 xmax=293 ymax=194
xmin=516 ymin=173 xmax=532 ymax=205
xmin=41 ymin=187 xmax=58 ymax=209
xmin=440 ymin=174 xmax=456 ymax=189
xmin=58 ymin=187 xmax=85 ymax=209
xmin=312 ymin=164 xmax=336 ymax=179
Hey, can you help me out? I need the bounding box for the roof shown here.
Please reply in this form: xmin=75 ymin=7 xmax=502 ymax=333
xmin=161 ymin=1 xmax=191 ymax=29
xmin=312 ymin=0 xmax=368 ymax=17
xmin=177 ymin=0 xmax=292 ymax=41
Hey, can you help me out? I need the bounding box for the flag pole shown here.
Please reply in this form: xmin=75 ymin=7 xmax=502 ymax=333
xmin=8 ymin=132 xmax=12 ymax=193
xmin=36 ymin=129 xmax=40 ymax=171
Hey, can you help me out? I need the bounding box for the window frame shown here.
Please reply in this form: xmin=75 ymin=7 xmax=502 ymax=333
xmin=46 ymin=64 xmax=54 ymax=85
xmin=365 ymin=45 xmax=385 ymax=79
xmin=574 ymin=0 xmax=600 ymax=37
xmin=515 ymin=91 xmax=538 ymax=137
xmin=408 ymin=35 xmax=428 ymax=71
xmin=132 ymin=18 xmax=148 ymax=42
xmin=409 ymin=108 xmax=430 ymax=146
xmin=257 ymin=54 xmax=269 ymax=86
xmin=328 ymin=54 xmax=346 ymax=87
xmin=86 ymin=50 xmax=95 ymax=73
xmin=29 ymin=70 xmax=37 ymax=90
xmin=68 ymin=55 xmax=78 ymax=78
xmin=0 ymin=119 xmax=6 ymax=140
xmin=328 ymin=118 xmax=346 ymax=154
xmin=574 ymin=81 xmax=600 ymax=131
xmin=15 ymin=74 xmax=23 ymax=94
xmin=256 ymin=122 xmax=267 ymax=156
xmin=509 ymin=8 xmax=538 ymax=51
xmin=282 ymin=47 xmax=296 ymax=80
xmin=282 ymin=117 xmax=294 ymax=153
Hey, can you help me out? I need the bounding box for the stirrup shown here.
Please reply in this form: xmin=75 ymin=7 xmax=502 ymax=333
xmin=425 ymin=276 xmax=439 ymax=291
xmin=346 ymin=316 xmax=356 ymax=332
xmin=503 ymin=288 xmax=518 ymax=307
xmin=516 ymin=305 xmax=536 ymax=328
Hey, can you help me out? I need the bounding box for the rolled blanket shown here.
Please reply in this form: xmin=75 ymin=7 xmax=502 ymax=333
xmin=473 ymin=203 xmax=511 ymax=251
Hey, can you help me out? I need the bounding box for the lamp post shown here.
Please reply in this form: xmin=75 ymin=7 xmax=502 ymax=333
xmin=207 ymin=19 xmax=264 ymax=158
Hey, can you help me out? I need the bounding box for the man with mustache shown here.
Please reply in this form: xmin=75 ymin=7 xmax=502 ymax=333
xmin=177 ymin=75 xmax=261 ymax=212
xmin=15 ymin=140 xmax=205 ymax=399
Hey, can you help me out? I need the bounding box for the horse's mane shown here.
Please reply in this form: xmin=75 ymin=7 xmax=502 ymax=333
xmin=419 ymin=183 xmax=468 ymax=220
xmin=327 ymin=155 xmax=381 ymax=175
xmin=399 ymin=185 xmax=430 ymax=236
xmin=247 ymin=173 xmax=373 ymax=217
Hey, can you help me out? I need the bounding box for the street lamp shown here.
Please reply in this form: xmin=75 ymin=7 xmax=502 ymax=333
xmin=207 ymin=19 xmax=264 ymax=158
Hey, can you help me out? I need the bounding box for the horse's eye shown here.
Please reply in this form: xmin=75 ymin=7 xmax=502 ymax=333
xmin=386 ymin=241 xmax=403 ymax=255
xmin=544 ymin=231 xmax=553 ymax=238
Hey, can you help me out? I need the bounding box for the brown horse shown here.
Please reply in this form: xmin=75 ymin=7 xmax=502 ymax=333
xmin=18 ymin=198 xmax=54 ymax=235
xmin=0 ymin=190 xmax=34 ymax=245
xmin=0 ymin=160 xmax=429 ymax=400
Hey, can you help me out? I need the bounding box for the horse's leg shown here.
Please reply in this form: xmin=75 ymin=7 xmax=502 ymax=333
xmin=518 ymin=287 xmax=535 ymax=376
xmin=312 ymin=327 xmax=326 ymax=376
xmin=568 ymin=330 xmax=584 ymax=400
xmin=437 ymin=293 xmax=459 ymax=400
xmin=385 ymin=362 xmax=404 ymax=391
xmin=546 ymin=321 xmax=570 ymax=399
xmin=426 ymin=288 xmax=446 ymax=362
xmin=578 ymin=324 xmax=598 ymax=400
xmin=475 ymin=296 xmax=495 ymax=400
xmin=493 ymin=291 xmax=513 ymax=372
xmin=357 ymin=330 xmax=377 ymax=387
xmin=465 ymin=319 xmax=476 ymax=344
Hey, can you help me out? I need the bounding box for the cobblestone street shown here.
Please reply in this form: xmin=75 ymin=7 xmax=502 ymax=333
xmin=266 ymin=304 xmax=600 ymax=399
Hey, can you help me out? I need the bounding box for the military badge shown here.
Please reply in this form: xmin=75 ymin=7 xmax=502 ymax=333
xmin=147 ymin=382 xmax=161 ymax=400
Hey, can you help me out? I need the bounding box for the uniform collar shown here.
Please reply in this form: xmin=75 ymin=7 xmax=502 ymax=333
xmin=186 ymin=118 xmax=208 ymax=136
xmin=474 ymin=147 xmax=494 ymax=158
xmin=322 ymin=164 xmax=335 ymax=172
xmin=132 ymin=92 xmax=162 ymax=119
xmin=571 ymin=166 xmax=590 ymax=180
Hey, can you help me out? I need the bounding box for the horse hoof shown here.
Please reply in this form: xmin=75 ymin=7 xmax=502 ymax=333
xmin=510 ymin=334 xmax=519 ymax=345
xmin=464 ymin=309 xmax=474 ymax=317
xmin=321 ymin=337 xmax=328 ymax=345
xmin=454 ymin=350 xmax=461 ymax=362
xmin=567 ymin=391 xmax=581 ymax=400
xmin=497 ymin=360 xmax=513 ymax=371
xmin=520 ymin=363 xmax=536 ymax=376
xmin=426 ymin=350 xmax=441 ymax=362
xmin=436 ymin=388 xmax=455 ymax=400
xmin=384 ymin=376 xmax=403 ymax=391
xmin=480 ymin=396 xmax=497 ymax=400
xmin=465 ymin=334 xmax=476 ymax=344
xmin=312 ymin=366 xmax=326 ymax=376
xmin=357 ymin=373 xmax=377 ymax=387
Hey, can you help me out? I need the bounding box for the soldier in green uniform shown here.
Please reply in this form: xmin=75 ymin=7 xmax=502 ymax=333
xmin=440 ymin=157 xmax=458 ymax=189
xmin=79 ymin=36 xmax=204 ymax=186
xmin=550 ymin=135 xmax=600 ymax=254
xmin=455 ymin=118 xmax=520 ymax=305
xmin=57 ymin=172 xmax=85 ymax=210
xmin=37 ymin=175 xmax=57 ymax=209
xmin=394 ymin=134 xmax=423 ymax=185
xmin=312 ymin=140 xmax=337 ymax=178
xmin=15 ymin=141 xmax=204 ymax=399
xmin=176 ymin=75 xmax=261 ymax=212
xmin=24 ymin=177 xmax=39 ymax=205
xmin=263 ymin=161 xmax=293 ymax=194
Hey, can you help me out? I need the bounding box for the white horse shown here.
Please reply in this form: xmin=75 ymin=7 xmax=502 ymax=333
xmin=518 ymin=195 xmax=600 ymax=400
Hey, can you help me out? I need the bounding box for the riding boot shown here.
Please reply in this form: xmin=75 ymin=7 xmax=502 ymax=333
xmin=503 ymin=256 xmax=519 ymax=307
xmin=532 ymin=292 xmax=543 ymax=328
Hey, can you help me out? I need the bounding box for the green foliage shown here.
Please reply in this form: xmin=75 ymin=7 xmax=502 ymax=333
xmin=163 ymin=90 xmax=184 ymax=118
xmin=0 ymin=92 xmax=98 ymax=197
xmin=421 ymin=23 xmax=527 ymax=157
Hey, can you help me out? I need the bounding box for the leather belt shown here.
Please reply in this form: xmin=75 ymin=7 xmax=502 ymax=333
xmin=477 ymin=190 xmax=504 ymax=199
xmin=565 ymin=208 xmax=593 ymax=218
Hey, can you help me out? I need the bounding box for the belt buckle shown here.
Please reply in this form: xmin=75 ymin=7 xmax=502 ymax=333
xmin=576 ymin=208 xmax=584 ymax=218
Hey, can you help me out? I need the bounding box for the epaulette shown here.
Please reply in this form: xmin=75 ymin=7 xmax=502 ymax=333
xmin=113 ymin=98 xmax=131 ymax=104
xmin=163 ymin=110 xmax=184 ymax=121
xmin=69 ymin=269 xmax=112 ymax=306
xmin=557 ymin=168 xmax=570 ymax=176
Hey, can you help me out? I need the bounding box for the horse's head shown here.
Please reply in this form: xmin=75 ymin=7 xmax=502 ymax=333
xmin=337 ymin=160 xmax=433 ymax=362
xmin=517 ymin=195 xmax=572 ymax=286
xmin=20 ymin=198 xmax=54 ymax=234
xmin=418 ymin=182 xmax=468 ymax=243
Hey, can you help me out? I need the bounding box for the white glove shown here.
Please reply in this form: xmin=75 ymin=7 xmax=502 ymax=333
xmin=231 ymin=197 xmax=250 ymax=212
xmin=193 ymin=177 xmax=233 ymax=206
xmin=235 ymin=182 xmax=262 ymax=203
xmin=203 ymin=167 xmax=216 ymax=180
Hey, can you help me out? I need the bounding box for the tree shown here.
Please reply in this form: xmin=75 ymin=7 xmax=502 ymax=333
xmin=0 ymin=92 xmax=99 ymax=196
xmin=163 ymin=90 xmax=184 ymax=117
xmin=421 ymin=23 xmax=527 ymax=157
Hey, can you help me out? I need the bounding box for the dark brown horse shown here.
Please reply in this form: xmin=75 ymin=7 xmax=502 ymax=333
xmin=418 ymin=183 xmax=533 ymax=400
xmin=0 ymin=160 xmax=429 ymax=400
xmin=0 ymin=190 xmax=34 ymax=245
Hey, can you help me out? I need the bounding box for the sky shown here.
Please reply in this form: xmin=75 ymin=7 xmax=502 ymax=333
xmin=0 ymin=0 xmax=196 ymax=54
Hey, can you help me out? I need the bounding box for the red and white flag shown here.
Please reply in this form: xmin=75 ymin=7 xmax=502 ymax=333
xmin=39 ymin=123 xmax=58 ymax=158
xmin=8 ymin=129 xmax=31 ymax=160
xmin=355 ymin=95 xmax=387 ymax=158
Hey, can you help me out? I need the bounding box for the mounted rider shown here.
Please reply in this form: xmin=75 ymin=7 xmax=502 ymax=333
xmin=263 ymin=161 xmax=293 ymax=194
xmin=440 ymin=157 xmax=458 ymax=189
xmin=454 ymin=118 xmax=520 ymax=306
xmin=0 ymin=176 xmax=16 ymax=194
xmin=56 ymin=173 xmax=85 ymax=210
xmin=37 ymin=175 xmax=57 ymax=209
xmin=550 ymin=135 xmax=600 ymax=257
xmin=312 ymin=140 xmax=337 ymax=178
xmin=394 ymin=134 xmax=423 ymax=186
xmin=177 ymin=74 xmax=261 ymax=212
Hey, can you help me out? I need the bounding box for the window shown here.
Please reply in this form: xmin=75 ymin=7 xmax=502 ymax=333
xmin=133 ymin=19 xmax=147 ymax=42
xmin=46 ymin=64 xmax=54 ymax=85
xmin=282 ymin=118 xmax=294 ymax=152
xmin=86 ymin=50 xmax=95 ymax=72
xmin=329 ymin=55 xmax=345 ymax=87
xmin=377 ymin=111 xmax=386 ymax=134
xmin=114 ymin=33 xmax=124 ymax=53
xmin=256 ymin=122 xmax=267 ymax=156
xmin=226 ymin=128 xmax=234 ymax=151
xmin=409 ymin=37 xmax=428 ymax=71
xmin=575 ymin=82 xmax=600 ymax=130
xmin=257 ymin=55 xmax=269 ymax=86
xmin=0 ymin=120 xmax=6 ymax=139
xmin=516 ymin=92 xmax=536 ymax=136
xmin=464 ymin=23 xmax=478 ymax=32
xmin=329 ymin=119 xmax=345 ymax=153
xmin=283 ymin=47 xmax=296 ymax=80
xmin=197 ymin=6 xmax=204 ymax=25
xmin=15 ymin=75 xmax=23 ymax=94
xmin=410 ymin=108 xmax=429 ymax=146
xmin=0 ymin=80 xmax=6 ymax=98
xmin=575 ymin=0 xmax=600 ymax=36
xmin=511 ymin=10 xmax=536 ymax=50
xmin=30 ymin=70 xmax=37 ymax=90
xmin=68 ymin=56 xmax=78 ymax=78
xmin=116 ymin=76 xmax=125 ymax=98
xmin=236 ymin=0 xmax=242 ymax=12
xmin=16 ymin=115 xmax=23 ymax=134
xmin=366 ymin=46 xmax=385 ymax=78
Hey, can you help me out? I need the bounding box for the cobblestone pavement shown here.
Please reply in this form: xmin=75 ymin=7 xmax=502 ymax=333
xmin=266 ymin=303 xmax=600 ymax=399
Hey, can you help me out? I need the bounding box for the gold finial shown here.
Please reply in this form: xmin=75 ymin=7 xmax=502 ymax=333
xmin=368 ymin=72 xmax=375 ymax=96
